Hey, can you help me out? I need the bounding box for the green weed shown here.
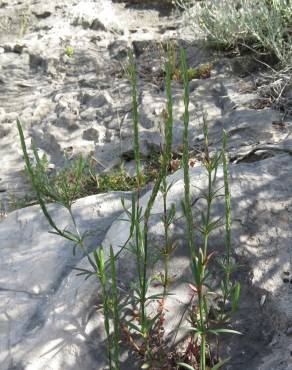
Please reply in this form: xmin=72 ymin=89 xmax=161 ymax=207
xmin=172 ymin=63 xmax=213 ymax=81
xmin=17 ymin=47 xmax=241 ymax=370
xmin=22 ymin=152 xmax=147 ymax=204
xmin=65 ymin=45 xmax=74 ymax=58
xmin=196 ymin=0 xmax=292 ymax=67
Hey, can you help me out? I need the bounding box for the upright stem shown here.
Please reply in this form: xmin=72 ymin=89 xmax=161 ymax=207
xmin=200 ymin=334 xmax=206 ymax=370
xmin=128 ymin=50 xmax=142 ymax=186
xmin=222 ymin=131 xmax=232 ymax=283
xmin=110 ymin=245 xmax=120 ymax=370
xmin=203 ymin=170 xmax=212 ymax=259
xmin=199 ymin=167 xmax=213 ymax=370
xmin=98 ymin=251 xmax=112 ymax=370
xmin=162 ymin=177 xmax=169 ymax=294
xmin=180 ymin=47 xmax=208 ymax=369
xmin=180 ymin=48 xmax=195 ymax=260
xmin=128 ymin=50 xmax=147 ymax=336
xmin=68 ymin=206 xmax=97 ymax=271
xmin=141 ymin=51 xmax=174 ymax=337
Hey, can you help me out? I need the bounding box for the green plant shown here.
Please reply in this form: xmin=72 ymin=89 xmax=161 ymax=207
xmin=17 ymin=47 xmax=241 ymax=370
xmin=159 ymin=46 xmax=177 ymax=295
xmin=0 ymin=199 xmax=7 ymax=220
xmin=196 ymin=0 xmax=292 ymax=67
xmin=217 ymin=131 xmax=241 ymax=322
xmin=172 ymin=63 xmax=213 ymax=81
xmin=17 ymin=120 xmax=123 ymax=370
xmin=28 ymin=151 xmax=98 ymax=206
xmin=98 ymin=168 xmax=137 ymax=192
xmin=125 ymin=50 xmax=150 ymax=349
xmin=179 ymin=51 xmax=241 ymax=370
xmin=65 ymin=45 xmax=74 ymax=57
xmin=160 ymin=177 xmax=176 ymax=293
xmin=181 ymin=48 xmax=195 ymax=261
xmin=175 ymin=0 xmax=192 ymax=7
xmin=90 ymin=246 xmax=121 ymax=369
xmin=121 ymin=50 xmax=175 ymax=362
xmin=23 ymin=151 xmax=147 ymax=204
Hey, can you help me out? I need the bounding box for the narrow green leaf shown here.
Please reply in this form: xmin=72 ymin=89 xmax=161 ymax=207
xmin=211 ymin=357 xmax=231 ymax=370
xmin=232 ymin=282 xmax=241 ymax=312
xmin=177 ymin=363 xmax=195 ymax=370
xmin=126 ymin=321 xmax=142 ymax=334
xmin=17 ymin=119 xmax=62 ymax=235
xmin=209 ymin=328 xmax=242 ymax=335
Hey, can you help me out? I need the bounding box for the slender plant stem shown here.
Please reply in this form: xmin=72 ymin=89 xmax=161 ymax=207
xmin=161 ymin=179 xmax=175 ymax=295
xmin=180 ymin=48 xmax=195 ymax=260
xmin=97 ymin=248 xmax=113 ymax=369
xmin=180 ymin=48 xmax=208 ymax=370
xmin=203 ymin=170 xmax=212 ymax=259
xmin=141 ymin=51 xmax=174 ymax=318
xmin=110 ymin=245 xmax=121 ymax=370
xmin=128 ymin=50 xmax=142 ymax=186
xmin=222 ymin=131 xmax=231 ymax=282
xmin=128 ymin=50 xmax=147 ymax=338
xmin=200 ymin=333 xmax=206 ymax=370
xmin=162 ymin=178 xmax=169 ymax=294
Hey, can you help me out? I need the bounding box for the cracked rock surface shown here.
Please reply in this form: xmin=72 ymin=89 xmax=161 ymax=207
xmin=1 ymin=0 xmax=290 ymax=209
xmin=0 ymin=0 xmax=292 ymax=369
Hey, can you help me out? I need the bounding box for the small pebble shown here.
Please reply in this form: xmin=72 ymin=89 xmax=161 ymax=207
xmin=283 ymin=271 xmax=290 ymax=276
xmin=260 ymin=295 xmax=266 ymax=306
xmin=196 ymin=134 xmax=204 ymax=141
xmin=283 ymin=278 xmax=289 ymax=283
xmin=48 ymin=163 xmax=55 ymax=170
xmin=32 ymin=285 xmax=40 ymax=294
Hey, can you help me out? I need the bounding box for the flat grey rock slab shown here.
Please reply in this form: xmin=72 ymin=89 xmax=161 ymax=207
xmin=0 ymin=191 xmax=132 ymax=370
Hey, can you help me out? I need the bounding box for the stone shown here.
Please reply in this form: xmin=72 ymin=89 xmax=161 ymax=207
xmin=108 ymin=40 xmax=128 ymax=60
xmin=58 ymin=112 xmax=80 ymax=131
xmin=29 ymin=52 xmax=58 ymax=74
xmin=82 ymin=127 xmax=100 ymax=142
xmin=32 ymin=99 xmax=54 ymax=124
xmin=132 ymin=40 xmax=157 ymax=58
xmin=2 ymin=42 xmax=25 ymax=53
xmin=230 ymin=56 xmax=262 ymax=77
xmin=0 ymin=192 xmax=132 ymax=370
xmin=81 ymin=93 xmax=107 ymax=108
xmin=0 ymin=107 xmax=6 ymax=123
xmin=120 ymin=130 xmax=162 ymax=159
xmin=90 ymin=18 xmax=106 ymax=31
xmin=32 ymin=6 xmax=53 ymax=19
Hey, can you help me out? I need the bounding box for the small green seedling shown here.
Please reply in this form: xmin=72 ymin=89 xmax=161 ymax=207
xmin=65 ymin=45 xmax=74 ymax=57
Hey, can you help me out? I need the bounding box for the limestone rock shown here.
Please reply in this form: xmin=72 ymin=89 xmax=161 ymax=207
xmin=0 ymin=192 xmax=132 ymax=370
